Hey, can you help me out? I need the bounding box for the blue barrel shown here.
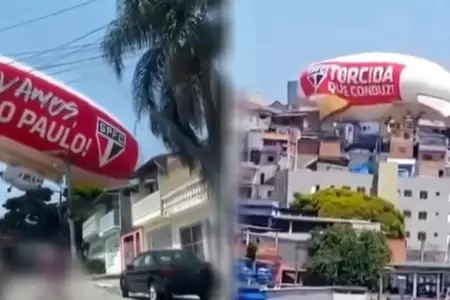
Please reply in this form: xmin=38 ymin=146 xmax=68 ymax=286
xmin=236 ymin=287 xmax=267 ymax=300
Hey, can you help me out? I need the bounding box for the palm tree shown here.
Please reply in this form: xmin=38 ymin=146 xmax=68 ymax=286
xmin=101 ymin=0 xmax=233 ymax=299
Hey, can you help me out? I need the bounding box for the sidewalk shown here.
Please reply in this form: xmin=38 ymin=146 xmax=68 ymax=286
xmin=90 ymin=273 xmax=121 ymax=280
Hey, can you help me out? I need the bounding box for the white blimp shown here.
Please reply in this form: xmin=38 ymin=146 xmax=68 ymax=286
xmin=1 ymin=165 xmax=44 ymax=192
xmin=298 ymin=52 xmax=450 ymax=123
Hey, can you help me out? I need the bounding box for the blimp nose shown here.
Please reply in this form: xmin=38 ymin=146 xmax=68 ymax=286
xmin=314 ymin=95 xmax=349 ymax=120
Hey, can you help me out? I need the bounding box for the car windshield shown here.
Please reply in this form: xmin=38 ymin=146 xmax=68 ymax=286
xmin=152 ymin=249 xmax=200 ymax=264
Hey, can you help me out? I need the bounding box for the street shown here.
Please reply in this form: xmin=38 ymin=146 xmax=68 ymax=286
xmin=2 ymin=273 xmax=124 ymax=300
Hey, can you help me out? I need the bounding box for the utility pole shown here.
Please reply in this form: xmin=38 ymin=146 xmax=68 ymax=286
xmin=65 ymin=161 xmax=78 ymax=263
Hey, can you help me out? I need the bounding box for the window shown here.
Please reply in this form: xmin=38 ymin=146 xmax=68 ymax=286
xmin=179 ymin=223 xmax=205 ymax=259
xmin=405 ymin=231 xmax=410 ymax=238
xmin=417 ymin=231 xmax=427 ymax=241
xmin=403 ymin=210 xmax=411 ymax=218
xmin=419 ymin=191 xmax=428 ymax=200
xmin=434 ymin=232 xmax=439 ymax=238
xmin=399 ymin=146 xmax=406 ymax=153
xmin=153 ymin=249 xmax=199 ymax=264
xmin=267 ymin=155 xmax=275 ymax=163
xmin=436 ymin=191 xmax=441 ymax=196
xmin=259 ymin=173 xmax=265 ymax=184
xmin=436 ymin=212 xmax=440 ymax=216
xmin=423 ymin=154 xmax=433 ymax=160
xmin=131 ymin=254 xmax=147 ymax=268
xmin=249 ymin=150 xmax=261 ymax=165
xmin=312 ymin=185 xmax=320 ymax=193
xmin=356 ymin=186 xmax=366 ymax=194
xmin=418 ymin=211 xmax=427 ymax=220
xmin=404 ymin=190 xmax=412 ymax=197
xmin=447 ymin=214 xmax=450 ymax=223
xmin=143 ymin=254 xmax=155 ymax=266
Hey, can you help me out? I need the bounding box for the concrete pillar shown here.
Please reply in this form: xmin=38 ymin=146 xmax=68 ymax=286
xmin=437 ymin=273 xmax=441 ymax=300
xmin=413 ymin=272 xmax=418 ymax=298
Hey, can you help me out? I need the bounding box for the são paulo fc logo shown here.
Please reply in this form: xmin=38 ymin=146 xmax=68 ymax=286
xmin=95 ymin=118 xmax=126 ymax=167
xmin=307 ymin=64 xmax=329 ymax=93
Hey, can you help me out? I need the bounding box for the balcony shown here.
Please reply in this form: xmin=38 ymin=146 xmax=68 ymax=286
xmin=240 ymin=165 xmax=258 ymax=186
xmin=247 ymin=131 xmax=263 ymax=150
xmin=418 ymin=132 xmax=447 ymax=152
xmin=132 ymin=191 xmax=161 ymax=227
xmin=82 ymin=212 xmax=101 ymax=240
xmin=162 ymin=180 xmax=208 ymax=217
xmin=99 ymin=209 xmax=119 ymax=236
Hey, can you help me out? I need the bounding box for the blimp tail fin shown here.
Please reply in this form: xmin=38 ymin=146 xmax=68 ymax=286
xmin=417 ymin=95 xmax=450 ymax=117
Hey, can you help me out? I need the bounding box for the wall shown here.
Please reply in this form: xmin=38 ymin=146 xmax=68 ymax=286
xmin=265 ymin=287 xmax=368 ymax=300
xmin=398 ymin=176 xmax=450 ymax=255
xmin=159 ymin=161 xmax=198 ymax=196
xmin=276 ymin=169 xmax=374 ymax=206
xmin=376 ymin=161 xmax=399 ymax=206
xmin=119 ymin=192 xmax=132 ymax=233
xmin=104 ymin=232 xmax=121 ymax=274
xmin=145 ymin=224 xmax=173 ymax=250
xmin=170 ymin=202 xmax=211 ymax=259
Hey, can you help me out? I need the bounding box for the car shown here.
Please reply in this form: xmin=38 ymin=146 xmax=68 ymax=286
xmin=119 ymin=249 xmax=214 ymax=300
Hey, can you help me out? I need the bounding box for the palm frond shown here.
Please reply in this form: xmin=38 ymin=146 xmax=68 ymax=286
xmin=131 ymin=45 xmax=166 ymax=125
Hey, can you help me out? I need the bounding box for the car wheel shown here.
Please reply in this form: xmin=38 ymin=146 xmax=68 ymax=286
xmin=120 ymin=279 xmax=130 ymax=298
xmin=198 ymin=291 xmax=211 ymax=300
xmin=148 ymin=283 xmax=159 ymax=300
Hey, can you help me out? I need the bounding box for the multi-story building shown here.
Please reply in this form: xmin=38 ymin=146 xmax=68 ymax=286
xmin=82 ymin=153 xmax=212 ymax=274
xmin=239 ymin=94 xmax=319 ymax=200
xmin=81 ymin=184 xmax=133 ymax=274
xmin=236 ymin=200 xmax=393 ymax=286
xmin=273 ymin=160 xmax=450 ymax=263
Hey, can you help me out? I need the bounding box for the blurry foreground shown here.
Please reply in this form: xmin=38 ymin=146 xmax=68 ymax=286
xmin=0 ymin=242 xmax=121 ymax=300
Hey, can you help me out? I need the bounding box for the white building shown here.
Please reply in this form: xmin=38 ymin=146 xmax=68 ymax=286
xmin=82 ymin=184 xmax=134 ymax=274
xmin=124 ymin=155 xmax=211 ymax=264
xmin=82 ymin=154 xmax=213 ymax=274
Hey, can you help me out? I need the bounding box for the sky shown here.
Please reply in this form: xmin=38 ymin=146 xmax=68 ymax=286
xmin=0 ymin=0 xmax=450 ymax=210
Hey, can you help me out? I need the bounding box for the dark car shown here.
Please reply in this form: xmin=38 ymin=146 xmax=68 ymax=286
xmin=120 ymin=249 xmax=214 ymax=300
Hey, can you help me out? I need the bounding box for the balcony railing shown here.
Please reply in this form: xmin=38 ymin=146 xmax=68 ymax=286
xmin=99 ymin=209 xmax=119 ymax=235
xmin=161 ymin=180 xmax=208 ymax=217
xmin=418 ymin=132 xmax=447 ymax=152
xmin=131 ymin=191 xmax=161 ymax=227
xmin=82 ymin=212 xmax=101 ymax=240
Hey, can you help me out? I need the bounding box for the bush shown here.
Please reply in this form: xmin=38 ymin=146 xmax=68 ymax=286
xmin=84 ymin=258 xmax=106 ymax=274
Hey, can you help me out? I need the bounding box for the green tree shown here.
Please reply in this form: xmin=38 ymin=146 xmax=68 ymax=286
xmin=291 ymin=188 xmax=405 ymax=238
xmin=100 ymin=0 xmax=223 ymax=187
xmin=308 ymin=224 xmax=390 ymax=290
xmin=62 ymin=186 xmax=103 ymax=258
xmin=0 ymin=187 xmax=62 ymax=241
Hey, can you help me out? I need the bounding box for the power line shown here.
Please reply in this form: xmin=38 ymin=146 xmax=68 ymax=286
xmin=30 ymin=24 xmax=108 ymax=64
xmin=48 ymin=57 xmax=137 ymax=76
xmin=3 ymin=42 xmax=100 ymax=57
xmin=40 ymin=53 xmax=138 ymax=72
xmin=0 ymin=0 xmax=101 ymax=34
xmin=38 ymin=37 xmax=103 ymax=69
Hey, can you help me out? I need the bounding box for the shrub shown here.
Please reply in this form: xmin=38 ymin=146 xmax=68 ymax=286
xmin=84 ymin=258 xmax=105 ymax=274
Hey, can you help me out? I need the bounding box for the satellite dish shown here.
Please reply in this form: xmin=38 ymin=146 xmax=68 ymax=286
xmin=1 ymin=165 xmax=44 ymax=192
